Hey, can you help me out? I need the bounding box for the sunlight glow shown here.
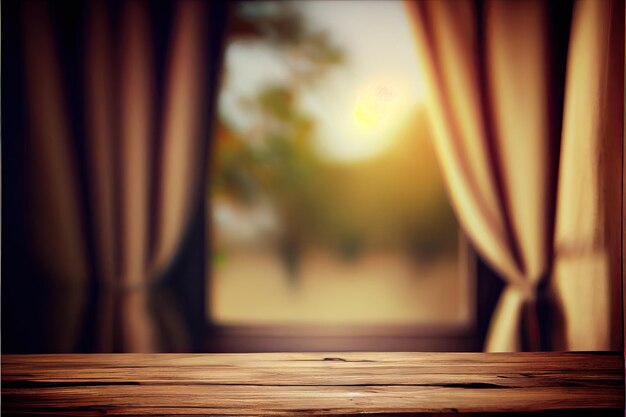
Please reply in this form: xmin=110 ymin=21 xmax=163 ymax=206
xmin=354 ymin=82 xmax=398 ymax=131
xmin=220 ymin=1 xmax=428 ymax=164
xmin=317 ymin=75 xmax=420 ymax=163
xmin=308 ymin=73 xmax=424 ymax=163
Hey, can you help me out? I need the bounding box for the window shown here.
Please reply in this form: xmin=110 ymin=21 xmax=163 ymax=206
xmin=205 ymin=1 xmax=489 ymax=351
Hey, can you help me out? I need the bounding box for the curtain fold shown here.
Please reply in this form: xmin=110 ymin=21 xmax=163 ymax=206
xmin=552 ymin=0 xmax=624 ymax=350
xmin=153 ymin=1 xmax=207 ymax=276
xmin=24 ymin=2 xmax=89 ymax=290
xmin=406 ymin=0 xmax=623 ymax=351
xmin=22 ymin=0 xmax=225 ymax=352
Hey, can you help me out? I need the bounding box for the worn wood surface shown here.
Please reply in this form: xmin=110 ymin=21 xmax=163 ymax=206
xmin=2 ymin=352 xmax=623 ymax=415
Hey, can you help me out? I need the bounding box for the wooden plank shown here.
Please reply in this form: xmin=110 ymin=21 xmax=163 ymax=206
xmin=2 ymin=352 xmax=623 ymax=415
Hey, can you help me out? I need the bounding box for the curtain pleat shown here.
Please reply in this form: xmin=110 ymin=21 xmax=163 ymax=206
xmin=118 ymin=1 xmax=152 ymax=291
xmin=153 ymin=1 xmax=207 ymax=276
xmin=553 ymin=0 xmax=624 ymax=350
xmin=23 ymin=2 xmax=89 ymax=287
xmin=86 ymin=1 xmax=116 ymax=287
xmin=406 ymin=0 xmax=562 ymax=351
xmin=22 ymin=0 xmax=223 ymax=352
xmin=406 ymin=0 xmax=623 ymax=351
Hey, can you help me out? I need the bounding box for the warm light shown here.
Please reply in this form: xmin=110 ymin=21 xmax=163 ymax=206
xmin=316 ymin=76 xmax=415 ymax=163
xmin=220 ymin=2 xmax=428 ymax=164
xmin=354 ymin=83 xmax=398 ymax=131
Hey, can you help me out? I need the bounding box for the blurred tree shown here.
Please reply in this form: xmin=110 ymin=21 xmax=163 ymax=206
xmin=228 ymin=2 xmax=343 ymax=85
xmin=213 ymin=2 xmax=345 ymax=282
xmin=212 ymin=2 xmax=458 ymax=284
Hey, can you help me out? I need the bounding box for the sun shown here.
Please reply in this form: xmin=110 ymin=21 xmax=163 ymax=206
xmin=307 ymin=73 xmax=424 ymax=163
xmin=320 ymin=77 xmax=413 ymax=162
xmin=354 ymin=83 xmax=399 ymax=131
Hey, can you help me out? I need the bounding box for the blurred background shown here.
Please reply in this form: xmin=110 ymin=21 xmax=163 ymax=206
xmin=210 ymin=1 xmax=464 ymax=327
xmin=2 ymin=0 xmax=623 ymax=353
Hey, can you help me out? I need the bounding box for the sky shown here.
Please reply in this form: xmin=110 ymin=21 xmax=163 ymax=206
xmin=219 ymin=0 xmax=426 ymax=163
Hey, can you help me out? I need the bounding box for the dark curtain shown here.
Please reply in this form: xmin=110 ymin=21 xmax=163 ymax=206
xmin=2 ymin=0 xmax=228 ymax=352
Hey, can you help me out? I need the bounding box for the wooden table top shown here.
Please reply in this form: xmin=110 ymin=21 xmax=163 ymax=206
xmin=2 ymin=352 xmax=624 ymax=415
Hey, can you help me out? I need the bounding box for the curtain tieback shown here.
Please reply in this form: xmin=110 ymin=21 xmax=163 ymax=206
xmin=512 ymin=275 xmax=552 ymax=351
xmin=98 ymin=278 xmax=153 ymax=293
xmin=510 ymin=281 xmax=536 ymax=303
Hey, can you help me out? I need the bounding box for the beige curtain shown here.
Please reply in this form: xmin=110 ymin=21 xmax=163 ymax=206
xmin=23 ymin=0 xmax=212 ymax=352
xmin=406 ymin=0 xmax=623 ymax=351
xmin=552 ymin=0 xmax=624 ymax=350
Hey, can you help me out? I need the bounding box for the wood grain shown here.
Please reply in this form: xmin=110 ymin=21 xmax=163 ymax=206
xmin=2 ymin=352 xmax=623 ymax=415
